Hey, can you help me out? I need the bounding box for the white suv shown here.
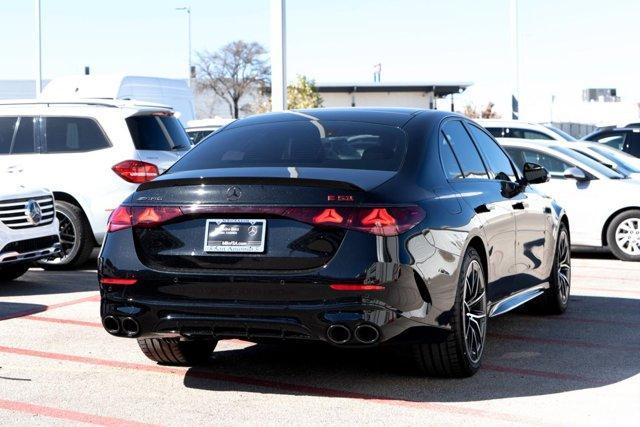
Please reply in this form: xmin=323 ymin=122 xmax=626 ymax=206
xmin=0 ymin=182 xmax=61 ymax=281
xmin=476 ymin=119 xmax=576 ymax=141
xmin=0 ymin=99 xmax=191 ymax=268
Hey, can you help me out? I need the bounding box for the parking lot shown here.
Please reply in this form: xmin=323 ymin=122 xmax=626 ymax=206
xmin=0 ymin=254 xmax=638 ymax=426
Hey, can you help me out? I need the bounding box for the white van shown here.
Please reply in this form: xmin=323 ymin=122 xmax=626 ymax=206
xmin=42 ymin=75 xmax=195 ymax=125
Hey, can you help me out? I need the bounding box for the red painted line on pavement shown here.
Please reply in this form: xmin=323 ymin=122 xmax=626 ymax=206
xmin=0 ymin=345 xmax=541 ymax=425
xmin=489 ymin=332 xmax=640 ymax=353
xmin=24 ymin=315 xmax=102 ymax=328
xmin=0 ymin=294 xmax=99 ymax=321
xmin=0 ymin=398 xmax=158 ymax=427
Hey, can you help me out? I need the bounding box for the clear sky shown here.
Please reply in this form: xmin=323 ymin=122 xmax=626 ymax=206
xmin=1 ymin=0 xmax=638 ymax=119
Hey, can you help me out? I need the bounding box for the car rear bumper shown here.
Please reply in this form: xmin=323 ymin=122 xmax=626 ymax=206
xmin=100 ymin=290 xmax=449 ymax=346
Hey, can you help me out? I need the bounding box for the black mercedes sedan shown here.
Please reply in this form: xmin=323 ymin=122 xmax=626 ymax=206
xmin=99 ymin=108 xmax=570 ymax=377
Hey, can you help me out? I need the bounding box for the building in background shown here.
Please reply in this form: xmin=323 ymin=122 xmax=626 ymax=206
xmin=316 ymin=82 xmax=472 ymax=110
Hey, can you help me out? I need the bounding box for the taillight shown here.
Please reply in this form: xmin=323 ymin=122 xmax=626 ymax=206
xmin=107 ymin=206 xmax=182 ymax=232
xmin=330 ymin=283 xmax=385 ymax=291
xmin=107 ymin=206 xmax=132 ymax=232
xmin=100 ymin=277 xmax=137 ymax=286
xmin=288 ymin=206 xmax=424 ymax=236
xmin=112 ymin=160 xmax=159 ymax=183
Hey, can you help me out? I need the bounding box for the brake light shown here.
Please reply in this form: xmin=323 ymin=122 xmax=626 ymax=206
xmin=112 ymin=160 xmax=159 ymax=183
xmin=100 ymin=277 xmax=137 ymax=286
xmin=107 ymin=206 xmax=182 ymax=232
xmin=107 ymin=206 xmax=132 ymax=232
xmin=313 ymin=208 xmax=344 ymax=224
xmin=330 ymin=284 xmax=385 ymax=291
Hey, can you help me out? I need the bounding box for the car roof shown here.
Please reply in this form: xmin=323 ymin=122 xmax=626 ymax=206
xmin=475 ymin=119 xmax=544 ymax=127
xmin=223 ymin=108 xmax=454 ymax=129
xmin=0 ymin=98 xmax=173 ymax=111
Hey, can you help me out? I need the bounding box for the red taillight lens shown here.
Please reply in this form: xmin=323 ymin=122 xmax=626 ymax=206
xmin=313 ymin=208 xmax=344 ymax=224
xmin=330 ymin=284 xmax=385 ymax=291
xmin=100 ymin=277 xmax=137 ymax=286
xmin=131 ymin=206 xmax=182 ymax=228
xmin=112 ymin=160 xmax=159 ymax=183
xmin=107 ymin=206 xmax=183 ymax=232
xmin=351 ymin=207 xmax=424 ymax=237
xmin=107 ymin=206 xmax=132 ymax=232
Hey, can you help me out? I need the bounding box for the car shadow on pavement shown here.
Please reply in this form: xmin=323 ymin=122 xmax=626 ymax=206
xmin=0 ymin=269 xmax=98 ymax=297
xmin=182 ymin=295 xmax=640 ymax=402
xmin=0 ymin=302 xmax=48 ymax=322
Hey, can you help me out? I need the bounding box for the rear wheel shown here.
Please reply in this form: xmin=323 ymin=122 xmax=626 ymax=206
xmin=137 ymin=338 xmax=217 ymax=365
xmin=0 ymin=263 xmax=31 ymax=282
xmin=38 ymin=201 xmax=94 ymax=270
xmin=607 ymin=210 xmax=640 ymax=262
xmin=410 ymin=247 xmax=487 ymax=377
xmin=532 ymin=223 xmax=571 ymax=314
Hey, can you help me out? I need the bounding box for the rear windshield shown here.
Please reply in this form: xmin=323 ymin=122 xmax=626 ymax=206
xmin=126 ymin=115 xmax=191 ymax=151
xmin=169 ymin=120 xmax=407 ymax=172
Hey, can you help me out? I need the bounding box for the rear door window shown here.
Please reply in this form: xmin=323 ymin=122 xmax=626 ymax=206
xmin=169 ymin=120 xmax=407 ymax=172
xmin=0 ymin=117 xmax=17 ymax=154
xmin=441 ymin=121 xmax=488 ymax=179
xmin=44 ymin=117 xmax=110 ymax=153
xmin=591 ymin=132 xmax=626 ymax=150
xmin=439 ymin=134 xmax=463 ymax=179
xmin=467 ymin=124 xmax=517 ymax=181
xmin=126 ymin=115 xmax=191 ymax=151
xmin=11 ymin=116 xmax=36 ymax=154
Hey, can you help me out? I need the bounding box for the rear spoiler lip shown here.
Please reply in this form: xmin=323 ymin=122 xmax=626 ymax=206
xmin=137 ymin=176 xmax=364 ymax=192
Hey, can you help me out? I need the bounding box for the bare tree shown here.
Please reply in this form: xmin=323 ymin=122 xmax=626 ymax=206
xmin=196 ymin=41 xmax=270 ymax=118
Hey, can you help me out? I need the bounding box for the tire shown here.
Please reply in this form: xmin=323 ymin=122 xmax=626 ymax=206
xmin=409 ymin=247 xmax=487 ymax=377
xmin=532 ymin=223 xmax=571 ymax=314
xmin=38 ymin=201 xmax=94 ymax=270
xmin=606 ymin=210 xmax=640 ymax=262
xmin=137 ymin=338 xmax=217 ymax=365
xmin=0 ymin=263 xmax=31 ymax=282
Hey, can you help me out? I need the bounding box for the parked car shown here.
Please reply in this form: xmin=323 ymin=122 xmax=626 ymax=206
xmin=567 ymin=141 xmax=640 ymax=179
xmin=99 ymin=109 xmax=570 ymax=377
xmin=477 ymin=119 xmax=576 ymax=141
xmin=0 ymin=181 xmax=61 ymax=281
xmin=500 ymin=138 xmax=640 ymax=261
xmin=186 ymin=118 xmax=235 ymax=145
xmin=582 ymin=127 xmax=640 ymax=158
xmin=0 ymin=99 xmax=191 ymax=268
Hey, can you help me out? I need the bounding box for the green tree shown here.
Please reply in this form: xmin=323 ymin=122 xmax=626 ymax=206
xmin=287 ymin=75 xmax=323 ymax=109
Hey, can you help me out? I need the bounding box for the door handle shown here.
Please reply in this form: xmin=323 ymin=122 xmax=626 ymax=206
xmin=474 ymin=203 xmax=495 ymax=214
xmin=512 ymin=202 xmax=528 ymax=210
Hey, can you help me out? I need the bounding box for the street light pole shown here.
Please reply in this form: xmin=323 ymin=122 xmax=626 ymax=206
xmin=35 ymin=0 xmax=42 ymax=97
xmin=176 ymin=6 xmax=192 ymax=86
xmin=270 ymin=0 xmax=287 ymax=111
xmin=510 ymin=0 xmax=520 ymax=119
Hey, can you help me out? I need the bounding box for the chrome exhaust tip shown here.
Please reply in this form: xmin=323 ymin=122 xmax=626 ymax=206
xmin=120 ymin=317 xmax=140 ymax=337
xmin=102 ymin=316 xmax=120 ymax=335
xmin=354 ymin=324 xmax=380 ymax=344
xmin=326 ymin=324 xmax=351 ymax=344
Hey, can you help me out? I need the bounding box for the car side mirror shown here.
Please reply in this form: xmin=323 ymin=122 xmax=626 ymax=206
xmin=522 ymin=162 xmax=550 ymax=184
xmin=563 ymin=166 xmax=588 ymax=181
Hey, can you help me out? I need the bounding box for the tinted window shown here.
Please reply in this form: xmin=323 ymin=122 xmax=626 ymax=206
xmin=126 ymin=115 xmax=190 ymax=151
xmin=626 ymin=132 xmax=640 ymax=157
xmin=439 ymin=133 xmax=463 ymax=179
xmin=592 ymin=132 xmax=626 ymax=150
xmin=504 ymin=147 xmax=572 ymax=178
xmin=498 ymin=127 xmax=554 ymax=140
xmin=484 ymin=127 xmax=504 ymax=138
xmin=468 ymin=124 xmax=517 ymax=181
xmin=44 ymin=117 xmax=110 ymax=153
xmin=12 ymin=116 xmax=35 ymax=154
xmin=553 ymin=145 xmax=624 ymax=178
xmin=0 ymin=117 xmax=17 ymax=154
xmin=441 ymin=121 xmax=488 ymax=179
xmin=169 ymin=120 xmax=407 ymax=172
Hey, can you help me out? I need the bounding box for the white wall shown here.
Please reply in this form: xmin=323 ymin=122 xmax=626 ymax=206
xmin=320 ymin=91 xmax=433 ymax=108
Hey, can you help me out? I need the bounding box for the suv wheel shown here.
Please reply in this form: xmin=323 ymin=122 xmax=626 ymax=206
xmin=607 ymin=210 xmax=640 ymax=261
xmin=0 ymin=263 xmax=31 ymax=282
xmin=38 ymin=201 xmax=94 ymax=270
xmin=137 ymin=338 xmax=218 ymax=365
xmin=409 ymin=247 xmax=487 ymax=377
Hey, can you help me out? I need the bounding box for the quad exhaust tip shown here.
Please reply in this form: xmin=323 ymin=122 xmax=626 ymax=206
xmin=326 ymin=324 xmax=351 ymax=344
xmin=102 ymin=316 xmax=120 ymax=335
xmin=354 ymin=324 xmax=380 ymax=344
xmin=121 ymin=317 xmax=140 ymax=337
